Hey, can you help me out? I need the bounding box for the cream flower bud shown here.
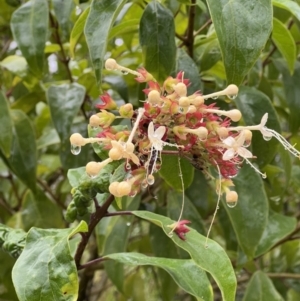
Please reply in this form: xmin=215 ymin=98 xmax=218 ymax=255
xmin=109 ymin=182 xmax=120 ymax=196
xmin=179 ymin=97 xmax=190 ymax=107
xmin=89 ymin=115 xmax=101 ymax=127
xmin=109 ymin=147 xmax=122 ymax=160
xmin=70 ymin=133 xmax=86 ymax=146
xmin=86 ymin=161 xmax=101 ymax=177
xmin=116 ymin=181 xmax=131 ymax=196
xmin=226 ymin=191 xmax=238 ymax=208
xmin=217 ymin=127 xmax=229 ymax=139
xmin=226 ymin=109 xmax=242 ymax=122
xmin=174 ymin=82 xmax=187 ymax=97
xmin=105 ymin=58 xmax=118 ymax=70
xmin=119 ymin=103 xmax=134 ymax=118
xmin=192 ymin=95 xmax=204 ymax=106
xmin=148 ymin=90 xmax=161 ymax=105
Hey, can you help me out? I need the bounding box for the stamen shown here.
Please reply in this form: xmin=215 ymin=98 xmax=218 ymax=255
xmin=127 ymin=108 xmax=145 ymax=143
xmin=243 ymin=157 xmax=267 ymax=178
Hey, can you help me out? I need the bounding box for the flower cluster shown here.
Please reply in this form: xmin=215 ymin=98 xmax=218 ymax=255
xmin=70 ymin=59 xmax=300 ymax=237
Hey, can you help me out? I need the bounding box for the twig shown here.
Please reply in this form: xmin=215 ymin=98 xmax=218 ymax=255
xmin=75 ymin=194 xmax=115 ymax=267
xmin=104 ymin=211 xmax=133 ymax=217
xmin=78 ymin=257 xmax=107 ymax=270
xmin=267 ymin=273 xmax=300 ymax=279
xmin=186 ymin=0 xmax=196 ymax=57
xmin=193 ymin=19 xmax=212 ymax=37
xmin=37 ymin=178 xmax=66 ymax=209
xmin=262 ymin=42 xmax=277 ymax=68
xmin=49 ymin=13 xmax=73 ymax=83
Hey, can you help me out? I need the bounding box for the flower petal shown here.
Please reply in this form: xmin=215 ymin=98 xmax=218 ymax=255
xmin=154 ymin=126 xmax=166 ymax=140
xmin=147 ymin=122 xmax=155 ymax=138
xmin=260 ymin=113 xmax=268 ymax=127
xmin=237 ymin=147 xmax=253 ymax=158
xmin=222 ymin=136 xmax=235 ymax=147
xmin=223 ymin=148 xmax=235 ymax=160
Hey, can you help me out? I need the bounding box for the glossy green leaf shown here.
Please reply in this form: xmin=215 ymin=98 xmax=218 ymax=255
xmin=85 ymin=0 xmax=127 ymax=86
xmin=21 ymin=190 xmax=64 ymax=231
xmin=224 ymin=164 xmax=268 ymax=258
xmin=272 ymin=0 xmax=300 ymax=21
xmin=0 ymin=55 xmax=27 ymax=77
xmin=206 ymin=0 xmax=272 ymax=85
xmin=139 ymin=1 xmax=176 ymax=83
xmin=67 ymin=166 xmax=86 ymax=188
xmin=70 ymin=7 xmax=90 ymax=58
xmin=167 ymin=190 xmax=206 ymax=235
xmin=11 ymin=0 xmax=48 ymax=77
xmin=235 ymin=86 xmax=280 ymax=167
xmin=0 ymin=90 xmax=13 ymax=157
xmin=255 ymin=211 xmax=297 ymax=256
xmin=8 ymin=110 xmax=37 ymax=193
xmin=108 ymin=19 xmax=139 ymax=40
xmin=47 ymin=83 xmax=85 ymax=142
xmin=274 ymin=60 xmax=300 ymax=133
xmin=12 ymin=221 xmax=88 ymax=301
xmin=133 ymin=211 xmax=236 ymax=301
xmin=105 ymin=252 xmax=213 ymax=301
xmin=11 ymin=91 xmax=45 ymax=113
xmin=176 ymin=48 xmax=203 ymax=94
xmin=159 ymin=156 xmax=194 ymax=191
xmin=103 ymin=197 xmax=140 ymax=292
xmin=272 ymin=18 xmax=296 ymax=74
xmin=242 ymin=271 xmax=284 ymax=301
xmin=52 ymin=0 xmax=74 ymax=41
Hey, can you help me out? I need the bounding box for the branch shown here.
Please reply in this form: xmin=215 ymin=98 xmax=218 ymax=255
xmin=267 ymin=273 xmax=300 ymax=279
xmin=78 ymin=257 xmax=107 ymax=270
xmin=75 ymin=194 xmax=115 ymax=267
xmin=49 ymin=13 xmax=73 ymax=83
xmin=37 ymin=178 xmax=66 ymax=209
xmin=186 ymin=0 xmax=196 ymax=57
xmin=193 ymin=19 xmax=212 ymax=37
xmin=104 ymin=211 xmax=133 ymax=217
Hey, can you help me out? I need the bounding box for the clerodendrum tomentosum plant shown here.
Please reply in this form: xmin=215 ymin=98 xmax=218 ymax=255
xmin=1 ymin=0 xmax=300 ymax=300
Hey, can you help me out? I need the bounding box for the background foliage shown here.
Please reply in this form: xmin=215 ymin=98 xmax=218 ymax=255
xmin=1 ymin=0 xmax=300 ymax=300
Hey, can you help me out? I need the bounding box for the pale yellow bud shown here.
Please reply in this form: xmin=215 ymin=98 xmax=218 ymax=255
xmin=179 ymin=97 xmax=190 ymax=107
xmin=89 ymin=115 xmax=101 ymax=127
xmin=105 ymin=58 xmax=118 ymax=70
xmin=116 ymin=181 xmax=131 ymax=196
xmin=174 ymin=82 xmax=187 ymax=97
xmin=86 ymin=161 xmax=101 ymax=177
xmin=70 ymin=133 xmax=86 ymax=146
xmin=217 ymin=127 xmax=229 ymax=139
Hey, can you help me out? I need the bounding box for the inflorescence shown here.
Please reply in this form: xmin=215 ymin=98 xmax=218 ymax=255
xmin=70 ymin=58 xmax=300 ymax=240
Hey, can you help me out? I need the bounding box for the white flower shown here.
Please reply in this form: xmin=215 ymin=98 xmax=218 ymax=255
xmin=222 ymin=131 xmax=253 ymax=161
xmin=148 ymin=122 xmax=167 ymax=151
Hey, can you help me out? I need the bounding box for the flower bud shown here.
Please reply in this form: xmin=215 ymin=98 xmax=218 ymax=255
xmin=86 ymin=161 xmax=101 ymax=177
xmin=70 ymin=133 xmax=86 ymax=146
xmin=116 ymin=181 xmax=132 ymax=196
xmin=226 ymin=191 xmax=238 ymax=208
xmin=105 ymin=58 xmax=118 ymax=70
xmin=217 ymin=127 xmax=229 ymax=139
xmin=174 ymin=82 xmax=187 ymax=97
xmin=192 ymin=95 xmax=204 ymax=106
xmin=96 ymin=110 xmax=115 ymax=128
xmin=119 ymin=103 xmax=134 ymax=118
xmin=89 ymin=115 xmax=101 ymax=127
xmin=148 ymin=90 xmax=161 ymax=105
xmin=109 ymin=147 xmax=122 ymax=160
xmin=226 ymin=109 xmax=242 ymax=122
xmin=96 ymin=92 xmax=117 ymax=110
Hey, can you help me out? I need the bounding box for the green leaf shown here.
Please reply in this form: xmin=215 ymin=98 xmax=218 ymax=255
xmin=8 ymin=110 xmax=37 ymax=193
xmin=108 ymin=19 xmax=139 ymax=40
xmin=159 ymin=156 xmax=194 ymax=191
xmin=139 ymin=1 xmax=176 ymax=83
xmin=52 ymin=0 xmax=74 ymax=41
xmin=272 ymin=18 xmax=296 ymax=74
xmin=67 ymin=166 xmax=86 ymax=188
xmin=0 ymin=55 xmax=28 ymax=77
xmin=103 ymin=197 xmax=140 ymax=292
xmin=242 ymin=271 xmax=284 ymax=301
xmin=274 ymin=60 xmax=300 ymax=133
xmin=105 ymin=252 xmax=213 ymax=301
xmin=272 ymin=0 xmax=300 ymax=21
xmin=255 ymin=211 xmax=297 ymax=256
xmin=133 ymin=211 xmax=236 ymax=301
xmin=0 ymin=90 xmax=13 ymax=157
xmin=235 ymin=86 xmax=280 ymax=167
xmin=176 ymin=48 xmax=203 ymax=94
xmin=206 ymin=0 xmax=272 ymax=85
xmin=47 ymin=83 xmax=86 ymax=142
xmin=84 ymin=0 xmax=127 ymax=86
xmin=21 ymin=190 xmax=64 ymax=231
xmin=70 ymin=7 xmax=90 ymax=58
xmin=224 ymin=164 xmax=268 ymax=258
xmin=12 ymin=221 xmax=88 ymax=301
xmin=167 ymin=190 xmax=206 ymax=235
xmin=11 ymin=91 xmax=45 ymax=113
xmin=11 ymin=0 xmax=48 ymax=77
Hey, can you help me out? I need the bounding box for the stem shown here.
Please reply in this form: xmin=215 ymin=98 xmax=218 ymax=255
xmin=267 ymin=273 xmax=300 ymax=279
xmin=193 ymin=19 xmax=212 ymax=37
xmin=49 ymin=13 xmax=73 ymax=83
xmin=186 ymin=0 xmax=196 ymax=57
xmin=37 ymin=179 xmax=66 ymax=209
xmin=78 ymin=257 xmax=107 ymax=270
xmin=104 ymin=211 xmax=133 ymax=217
xmin=75 ymin=194 xmax=115 ymax=267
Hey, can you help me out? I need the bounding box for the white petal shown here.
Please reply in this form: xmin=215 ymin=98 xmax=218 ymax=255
xmin=237 ymin=147 xmax=253 ymax=158
xmin=260 ymin=127 xmax=273 ymax=137
xmin=236 ymin=131 xmax=246 ymax=147
xmin=223 ymin=148 xmax=235 ymax=160
xmin=148 ymin=122 xmax=155 ymax=138
xmin=154 ymin=126 xmax=166 ymax=140
xmin=260 ymin=113 xmax=268 ymax=127
xmin=222 ymin=136 xmax=235 ymax=147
